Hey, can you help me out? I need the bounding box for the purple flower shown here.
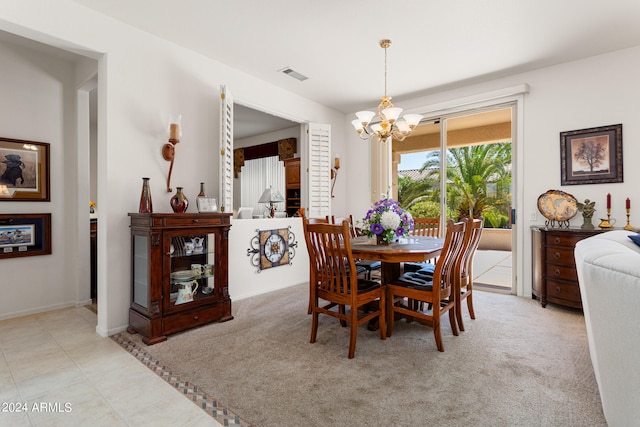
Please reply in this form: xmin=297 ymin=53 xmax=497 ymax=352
xmin=370 ymin=223 xmax=384 ymax=235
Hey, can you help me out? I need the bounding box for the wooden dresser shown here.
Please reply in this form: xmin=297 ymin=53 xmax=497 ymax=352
xmin=531 ymin=226 xmax=605 ymax=309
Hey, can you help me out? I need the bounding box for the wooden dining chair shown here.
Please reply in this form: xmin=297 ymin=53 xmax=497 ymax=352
xmin=411 ymin=217 xmax=440 ymax=237
xmin=330 ymin=215 xmax=382 ymax=280
xmin=303 ymin=215 xmax=366 ymax=314
xmin=454 ymin=217 xmax=484 ymax=331
xmin=404 ymin=217 xmax=440 ymax=273
xmin=303 ymin=219 xmax=386 ymax=358
xmin=386 ymin=219 xmax=465 ymax=352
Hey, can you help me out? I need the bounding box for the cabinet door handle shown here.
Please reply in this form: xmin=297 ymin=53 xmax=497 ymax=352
xmin=554 ymin=269 xmax=561 ymax=276
xmin=554 ymin=252 xmax=561 ymax=259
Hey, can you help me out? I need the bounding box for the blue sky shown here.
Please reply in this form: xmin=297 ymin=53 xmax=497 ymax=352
xmin=398 ymin=152 xmax=429 ymax=171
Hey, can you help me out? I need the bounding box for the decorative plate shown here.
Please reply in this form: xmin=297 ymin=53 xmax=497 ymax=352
xmin=170 ymin=270 xmax=196 ymax=281
xmin=537 ymin=190 xmax=578 ymax=222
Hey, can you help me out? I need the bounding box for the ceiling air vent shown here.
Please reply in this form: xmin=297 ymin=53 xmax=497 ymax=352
xmin=279 ymin=67 xmax=308 ymax=81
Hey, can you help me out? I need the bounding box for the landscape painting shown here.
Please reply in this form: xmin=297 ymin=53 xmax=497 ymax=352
xmin=560 ymin=124 xmax=623 ymax=185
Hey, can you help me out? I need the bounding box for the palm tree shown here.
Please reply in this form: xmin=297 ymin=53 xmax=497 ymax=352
xmin=419 ymin=142 xmax=511 ymax=222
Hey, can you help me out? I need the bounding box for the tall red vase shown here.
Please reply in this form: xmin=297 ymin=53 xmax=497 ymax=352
xmin=139 ymin=177 xmax=153 ymax=213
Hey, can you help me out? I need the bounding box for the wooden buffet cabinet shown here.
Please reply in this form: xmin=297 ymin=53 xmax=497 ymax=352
xmin=531 ymin=226 xmax=605 ymax=309
xmin=284 ymin=157 xmax=301 ymax=217
xmin=128 ymin=213 xmax=233 ymax=344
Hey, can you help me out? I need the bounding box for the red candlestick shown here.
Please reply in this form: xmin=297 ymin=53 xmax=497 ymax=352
xmin=626 ymin=198 xmax=630 ymax=209
xmin=607 ymin=193 xmax=611 ymax=209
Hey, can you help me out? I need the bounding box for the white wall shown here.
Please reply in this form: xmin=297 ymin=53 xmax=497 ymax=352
xmin=0 ymin=0 xmax=346 ymax=334
xmin=0 ymin=39 xmax=88 ymax=319
xmin=345 ymin=45 xmax=640 ymax=298
xmin=228 ymin=217 xmax=308 ymax=300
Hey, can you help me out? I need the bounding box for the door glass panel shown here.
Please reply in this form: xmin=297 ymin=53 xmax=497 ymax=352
xmin=133 ymin=235 xmax=148 ymax=308
xmin=168 ymin=232 xmax=216 ymax=311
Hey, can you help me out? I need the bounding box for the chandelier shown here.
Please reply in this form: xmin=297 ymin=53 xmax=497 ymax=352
xmin=351 ymin=39 xmax=423 ymax=143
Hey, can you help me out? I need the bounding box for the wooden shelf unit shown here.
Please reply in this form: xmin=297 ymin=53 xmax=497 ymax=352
xmin=284 ymin=157 xmax=301 ymax=217
xmin=128 ymin=213 xmax=233 ymax=344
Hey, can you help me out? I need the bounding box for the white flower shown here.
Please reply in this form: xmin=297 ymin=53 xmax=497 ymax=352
xmin=380 ymin=211 xmax=401 ymax=231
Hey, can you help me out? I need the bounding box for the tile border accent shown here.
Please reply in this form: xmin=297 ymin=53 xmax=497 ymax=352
xmin=112 ymin=333 xmax=250 ymax=427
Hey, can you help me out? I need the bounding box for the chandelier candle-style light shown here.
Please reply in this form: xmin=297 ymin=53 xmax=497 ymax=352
xmin=352 ymin=39 xmax=423 ymax=143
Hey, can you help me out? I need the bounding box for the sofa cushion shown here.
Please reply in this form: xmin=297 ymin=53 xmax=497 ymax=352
xmin=628 ymin=233 xmax=640 ymax=247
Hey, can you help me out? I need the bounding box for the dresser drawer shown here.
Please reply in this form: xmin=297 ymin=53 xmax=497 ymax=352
xmin=545 ymin=246 xmax=576 ymax=265
xmin=545 ymin=263 xmax=579 ymax=282
xmin=545 ymin=279 xmax=582 ymax=304
xmin=545 ymin=233 xmax=584 ymax=247
xmin=163 ymin=304 xmax=224 ymax=335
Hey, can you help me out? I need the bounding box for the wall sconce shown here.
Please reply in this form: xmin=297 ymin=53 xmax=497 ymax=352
xmin=331 ymin=154 xmax=340 ymax=198
xmin=162 ymin=114 xmax=182 ymax=192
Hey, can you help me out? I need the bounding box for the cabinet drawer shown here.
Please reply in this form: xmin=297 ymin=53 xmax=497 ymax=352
xmin=545 ymin=263 xmax=578 ymax=282
xmin=545 ymin=247 xmax=576 ymax=265
xmin=545 ymin=233 xmax=589 ymax=247
xmin=162 ymin=217 xmax=226 ymax=227
xmin=544 ymin=233 xmax=584 ymax=247
xmin=163 ymin=304 xmax=223 ymax=335
xmin=546 ymin=279 xmax=582 ymax=304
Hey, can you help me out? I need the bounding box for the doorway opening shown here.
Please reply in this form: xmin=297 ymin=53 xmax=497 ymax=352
xmin=395 ymin=107 xmax=513 ymax=292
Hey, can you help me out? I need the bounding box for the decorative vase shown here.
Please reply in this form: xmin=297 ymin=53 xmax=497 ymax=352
xmin=139 ymin=177 xmax=153 ymax=213
xmin=197 ymin=182 xmax=206 ymax=198
xmin=376 ymin=234 xmax=389 ymax=245
xmin=170 ymin=187 xmax=189 ymax=213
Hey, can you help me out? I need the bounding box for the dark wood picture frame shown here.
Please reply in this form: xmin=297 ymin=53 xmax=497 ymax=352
xmin=0 ymin=213 xmax=52 ymax=259
xmin=560 ymin=124 xmax=623 ymax=185
xmin=0 ymin=137 xmax=50 ymax=201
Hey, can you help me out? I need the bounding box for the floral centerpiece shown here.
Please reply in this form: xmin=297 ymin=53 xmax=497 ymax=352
xmin=362 ymin=198 xmax=414 ymax=244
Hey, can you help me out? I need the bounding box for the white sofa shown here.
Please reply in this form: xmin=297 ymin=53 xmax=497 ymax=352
xmin=574 ymin=230 xmax=640 ymax=427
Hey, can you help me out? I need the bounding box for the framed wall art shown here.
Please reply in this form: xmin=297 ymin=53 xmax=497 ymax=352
xmin=560 ymin=124 xmax=623 ymax=185
xmin=0 ymin=213 xmax=52 ymax=259
xmin=0 ymin=137 xmax=50 ymax=201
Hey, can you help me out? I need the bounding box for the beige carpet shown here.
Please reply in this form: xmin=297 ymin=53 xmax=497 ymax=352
xmin=119 ymin=284 xmax=606 ymax=427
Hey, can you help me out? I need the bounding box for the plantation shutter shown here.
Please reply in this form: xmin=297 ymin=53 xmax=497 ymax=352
xmin=306 ymin=123 xmax=331 ymax=218
xmin=219 ymin=85 xmax=233 ymax=213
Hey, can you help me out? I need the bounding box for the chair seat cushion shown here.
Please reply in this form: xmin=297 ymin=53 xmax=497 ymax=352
xmin=357 ymin=279 xmax=382 ymax=293
xmin=391 ymin=272 xmax=434 ymax=291
xmin=404 ymin=261 xmax=435 ymax=273
xmin=355 ymin=260 xmax=382 ymax=270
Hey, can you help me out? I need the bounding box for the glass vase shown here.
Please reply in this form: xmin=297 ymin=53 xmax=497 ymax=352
xmin=170 ymin=187 xmax=189 ymax=213
xmin=139 ymin=177 xmax=153 ymax=213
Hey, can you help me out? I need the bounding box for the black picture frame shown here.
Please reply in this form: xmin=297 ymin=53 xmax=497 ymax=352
xmin=0 ymin=213 xmax=51 ymax=259
xmin=560 ymin=124 xmax=623 ymax=185
xmin=0 ymin=137 xmax=50 ymax=201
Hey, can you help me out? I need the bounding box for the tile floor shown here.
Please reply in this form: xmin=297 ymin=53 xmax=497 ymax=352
xmin=473 ymin=249 xmax=513 ymax=291
xmin=0 ymin=307 xmax=221 ymax=427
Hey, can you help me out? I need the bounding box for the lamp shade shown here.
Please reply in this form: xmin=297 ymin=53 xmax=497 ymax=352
xmin=258 ymin=187 xmax=285 ymax=204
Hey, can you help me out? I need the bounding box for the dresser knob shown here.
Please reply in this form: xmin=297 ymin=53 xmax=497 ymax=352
xmin=555 ymin=286 xmax=561 ymax=293
xmin=554 ymin=252 xmax=561 ymax=258
xmin=554 ymin=269 xmax=561 ymax=276
xmin=554 ymin=237 xmax=560 ymax=244
xmin=193 ymin=219 xmax=199 ymax=223
xmin=193 ymin=315 xmax=199 ymax=320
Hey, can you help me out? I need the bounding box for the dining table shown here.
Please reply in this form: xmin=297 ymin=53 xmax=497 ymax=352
xmin=349 ymin=234 xmax=444 ymax=330
xmin=350 ymin=234 xmax=444 ymax=284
